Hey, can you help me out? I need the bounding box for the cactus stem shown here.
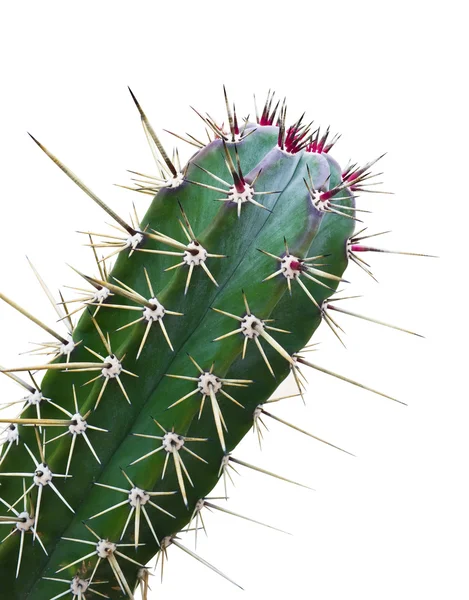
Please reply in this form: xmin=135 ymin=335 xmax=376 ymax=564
xmin=0 ymin=90 xmax=417 ymax=596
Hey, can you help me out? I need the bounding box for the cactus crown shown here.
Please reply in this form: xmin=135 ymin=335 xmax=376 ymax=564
xmin=0 ymin=88 xmax=429 ymax=599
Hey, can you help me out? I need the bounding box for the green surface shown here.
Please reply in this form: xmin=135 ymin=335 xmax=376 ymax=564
xmin=0 ymin=124 xmax=355 ymax=599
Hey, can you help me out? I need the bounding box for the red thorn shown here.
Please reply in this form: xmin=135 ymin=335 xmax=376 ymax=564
xmin=233 ymin=174 xmax=245 ymax=194
xmin=283 ymin=123 xmax=311 ymax=154
xmin=290 ymin=260 xmax=302 ymax=271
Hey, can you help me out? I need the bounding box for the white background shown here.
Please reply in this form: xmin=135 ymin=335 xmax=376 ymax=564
xmin=0 ymin=1 xmax=467 ymax=599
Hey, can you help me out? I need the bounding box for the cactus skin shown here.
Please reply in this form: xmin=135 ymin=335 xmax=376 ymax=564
xmin=0 ymin=92 xmax=387 ymax=600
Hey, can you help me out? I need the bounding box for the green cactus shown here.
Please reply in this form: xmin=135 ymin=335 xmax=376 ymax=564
xmin=0 ymin=89 xmax=428 ymax=599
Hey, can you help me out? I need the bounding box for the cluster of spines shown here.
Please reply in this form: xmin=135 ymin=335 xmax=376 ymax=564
xmin=0 ymin=88 xmax=433 ymax=599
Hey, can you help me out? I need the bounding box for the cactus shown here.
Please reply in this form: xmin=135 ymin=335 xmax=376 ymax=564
xmin=0 ymin=88 xmax=431 ymax=599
